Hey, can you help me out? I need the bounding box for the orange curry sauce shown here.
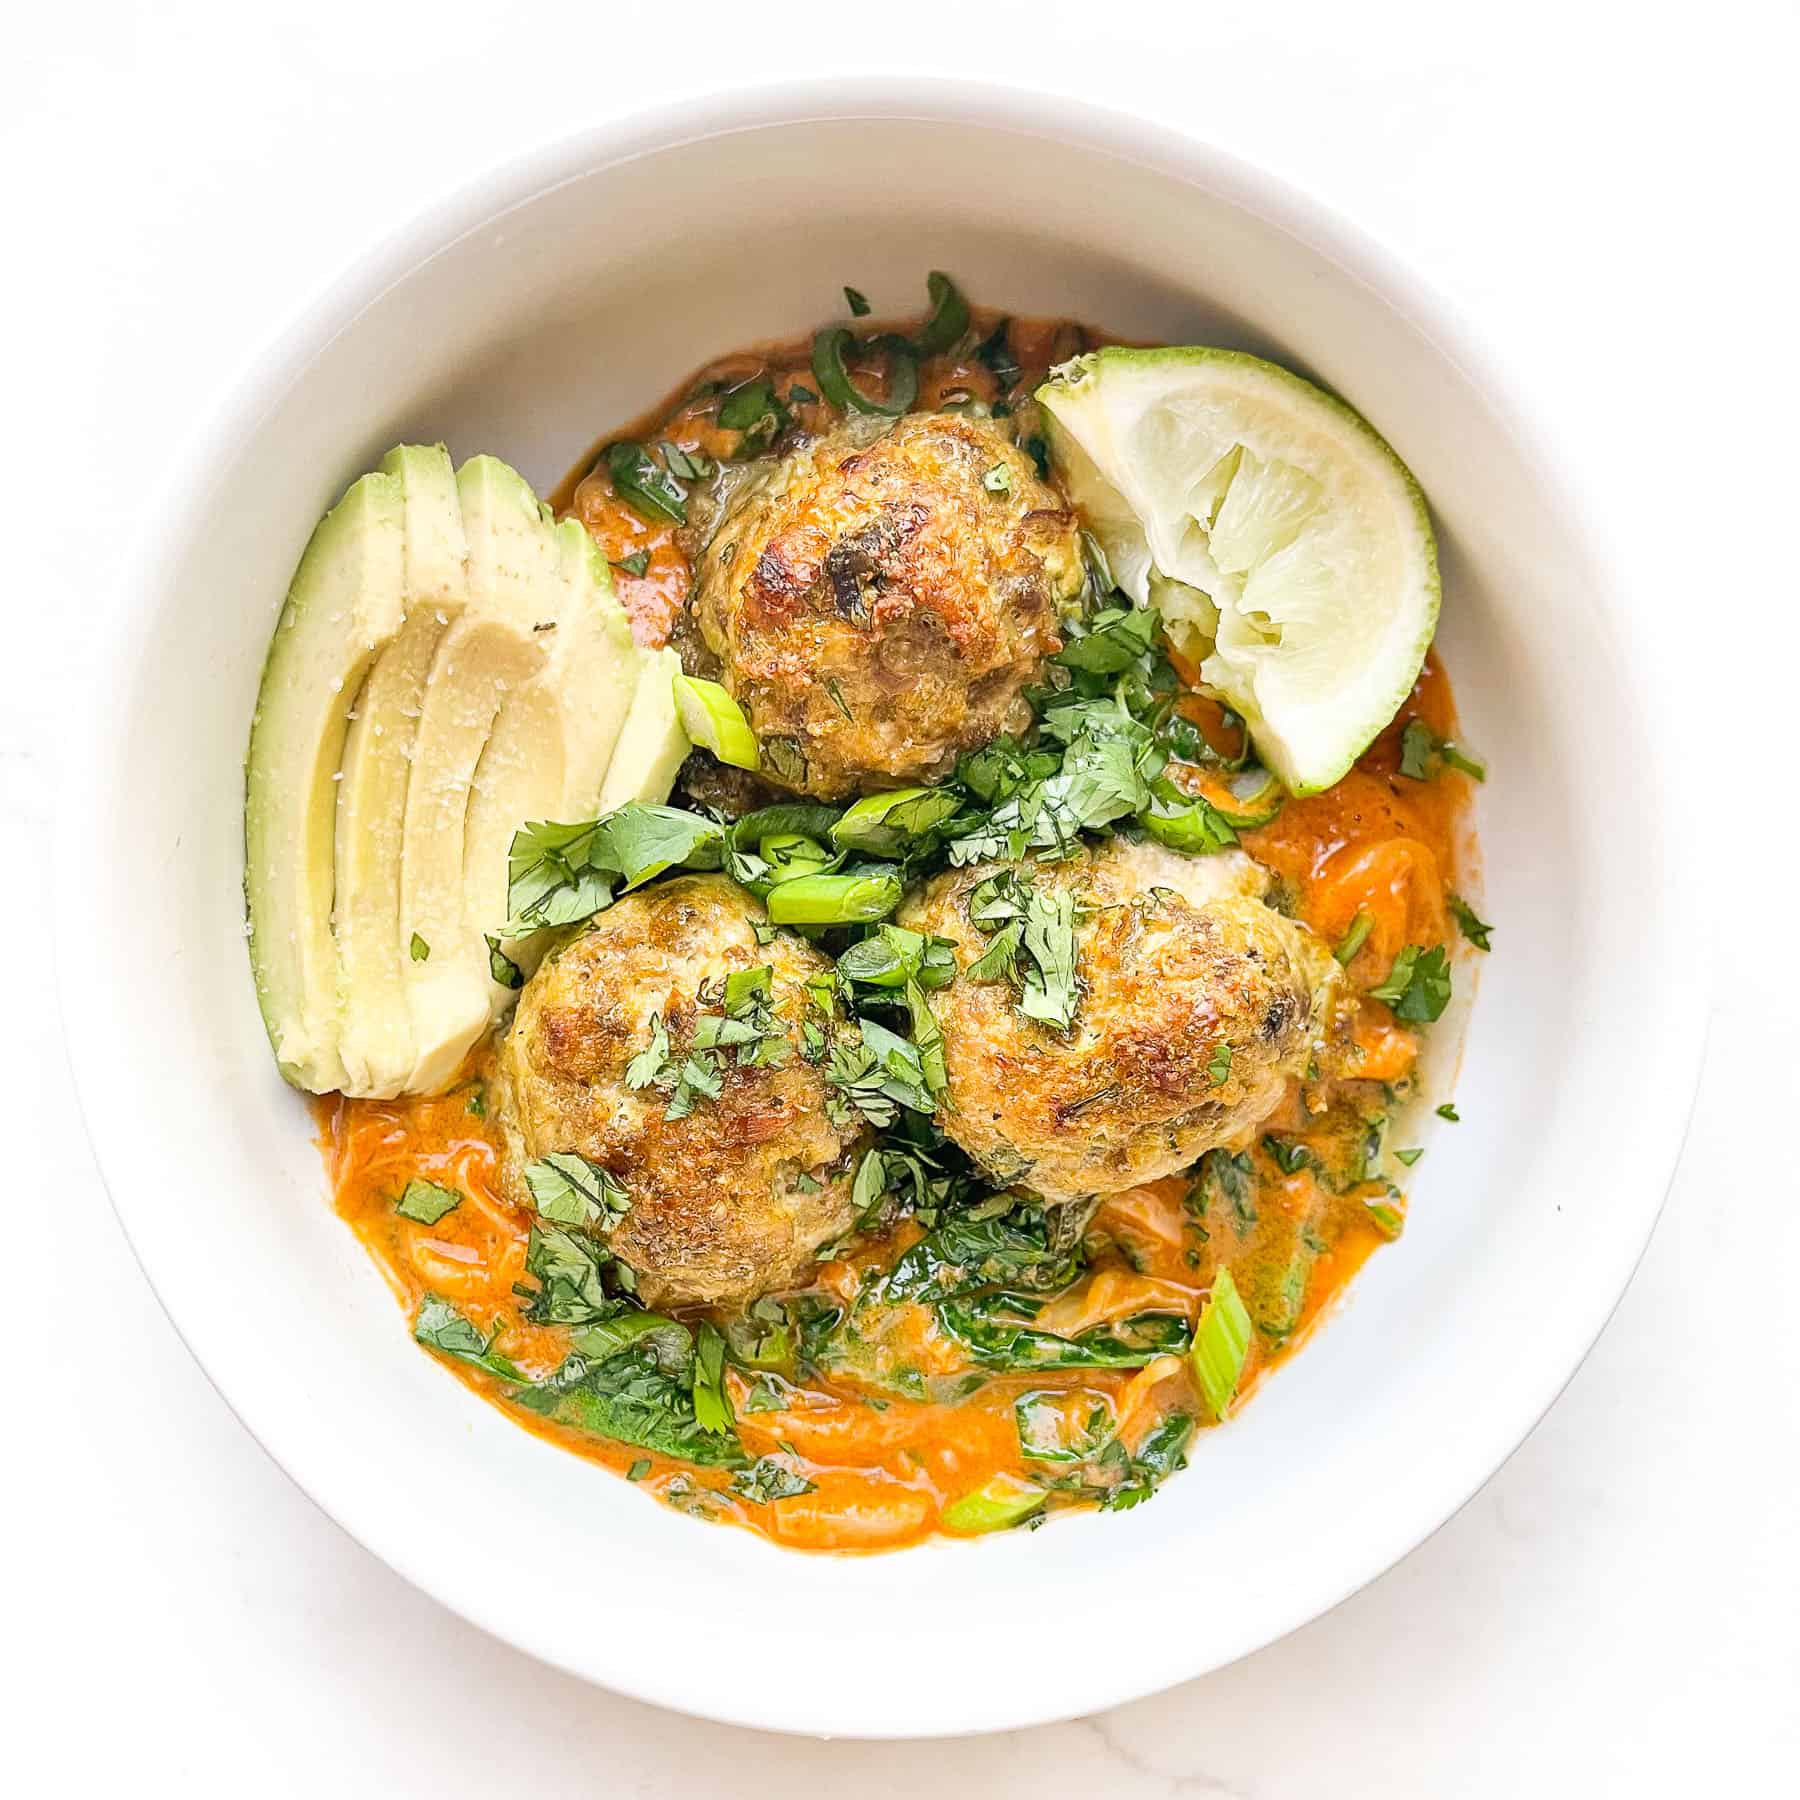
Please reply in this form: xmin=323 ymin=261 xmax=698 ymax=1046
xmin=319 ymin=309 xmax=1478 ymax=1553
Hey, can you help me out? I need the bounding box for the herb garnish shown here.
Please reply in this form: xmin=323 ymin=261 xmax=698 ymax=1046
xmin=1368 ymin=944 xmax=1454 ymax=1022
xmin=524 ymin=1153 xmax=631 ymax=1230
xmin=396 ymin=1178 xmax=462 ymax=1225
xmin=729 ymin=1456 xmax=817 ymax=1504
xmin=1334 ymin=912 xmax=1373 ymax=965
xmin=409 ymin=932 xmax=430 ymax=962
xmin=1399 ymin=718 xmax=1487 ymax=782
xmin=414 ymin=1296 xmax=525 ymax=1382
xmin=606 ymin=441 xmax=689 ymax=524
xmin=1448 ymin=894 xmax=1493 ymax=951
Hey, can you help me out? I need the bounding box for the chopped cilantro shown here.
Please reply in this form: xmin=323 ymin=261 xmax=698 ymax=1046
xmin=692 ymin=1322 xmax=733 ymax=1436
xmin=395 ymin=1178 xmax=462 ymax=1226
xmin=1368 ymin=944 xmax=1454 ymax=1022
xmin=1206 ymin=1043 xmax=1233 ymax=1086
xmin=523 ymin=1153 xmax=630 ymax=1230
xmin=1448 ymin=894 xmax=1494 ymax=951
xmin=414 ymin=1296 xmax=526 ymax=1382
xmin=484 ymin=933 xmax=524 ymax=989
xmin=729 ymin=1456 xmax=817 ymax=1504
xmin=1334 ymin=912 xmax=1374 ymax=965
xmin=1399 ymin=717 xmax=1487 ymax=782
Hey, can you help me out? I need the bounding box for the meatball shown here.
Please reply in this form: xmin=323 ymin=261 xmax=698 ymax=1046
xmin=687 ymin=411 xmax=1083 ymax=799
xmin=493 ymin=877 xmax=863 ymax=1308
xmin=898 ymin=840 xmax=1344 ymax=1199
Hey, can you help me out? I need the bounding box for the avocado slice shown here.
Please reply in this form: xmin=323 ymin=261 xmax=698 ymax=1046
xmin=596 ymin=647 xmax=690 ymax=811
xmin=248 ymin=450 xmax=649 ymax=1097
xmin=461 ymin=517 xmax=639 ymax=1003
xmin=331 ymin=445 xmax=468 ymax=1097
xmin=398 ymin=457 xmax=561 ymax=1092
xmin=245 ymin=469 xmax=406 ymax=1092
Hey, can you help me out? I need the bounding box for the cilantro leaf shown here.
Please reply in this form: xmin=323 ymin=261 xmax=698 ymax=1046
xmin=625 ymin=1013 xmax=672 ymax=1090
xmin=1399 ymin=718 xmax=1486 ymax=782
xmin=523 ymin=1152 xmax=630 ymax=1230
xmin=518 ymin=1222 xmax=622 ymax=1327
xmin=515 ymin=1343 xmax=746 ymax=1468
xmin=730 ymin=1456 xmax=817 ymax=1504
xmin=1019 ymin=886 xmax=1079 ymax=1030
xmin=1448 ymin=894 xmax=1493 ymax=951
xmin=414 ymin=1295 xmax=526 ymax=1382
xmin=1369 ymin=944 xmax=1454 ymax=1022
xmin=395 ymin=1178 xmax=462 ymax=1225
xmin=692 ymin=1321 xmax=734 ymax=1436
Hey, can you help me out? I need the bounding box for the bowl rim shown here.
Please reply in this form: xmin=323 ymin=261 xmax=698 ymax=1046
xmin=55 ymin=74 xmax=1707 ymax=1736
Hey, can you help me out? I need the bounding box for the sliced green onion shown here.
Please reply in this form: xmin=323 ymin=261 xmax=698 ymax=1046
xmin=1436 ymin=1103 xmax=1460 ymax=1122
xmin=843 ymin=285 xmax=871 ymax=317
xmin=1395 ymin=1147 xmax=1425 ymax=1167
xmin=672 ymin=674 xmax=759 ymax=771
xmin=941 ymin=1473 xmax=1046 ymax=1534
xmin=1367 ymin=1202 xmax=1404 ymax=1239
xmin=605 ymin=441 xmax=687 ymax=524
xmin=1190 ymin=1266 xmax=1252 ymax=1423
xmin=716 ymin=377 xmax=788 ymax=450
xmin=1334 ymin=912 xmax=1374 ymax=965
xmin=764 ymin=871 xmax=903 ymax=926
xmin=830 ymin=786 xmax=962 ymax=855
xmin=914 ymin=270 xmax=970 ymax=355
xmin=983 ymin=463 xmax=1014 ymax=496
xmin=760 ymin=832 xmax=831 ymax=878
xmin=1441 ymin=742 xmax=1487 ymax=781
xmin=811 ymin=327 xmax=919 ymax=417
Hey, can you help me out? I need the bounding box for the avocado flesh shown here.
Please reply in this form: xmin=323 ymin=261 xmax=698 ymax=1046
xmin=245 ymin=470 xmax=406 ymax=1092
xmin=596 ymin=646 xmax=690 ymax=811
xmin=330 ymin=446 xmax=468 ymax=1098
xmin=462 ymin=517 xmax=639 ymax=1000
xmin=398 ymin=457 xmax=564 ymax=1092
xmin=248 ymin=449 xmax=649 ymax=1097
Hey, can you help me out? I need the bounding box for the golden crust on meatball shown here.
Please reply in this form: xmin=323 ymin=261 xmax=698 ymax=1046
xmin=688 ymin=411 xmax=1083 ymax=799
xmin=493 ymin=877 xmax=863 ymax=1308
xmin=899 ymin=840 xmax=1344 ymax=1199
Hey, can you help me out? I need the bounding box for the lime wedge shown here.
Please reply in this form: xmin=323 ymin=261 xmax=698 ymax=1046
xmin=1038 ymin=348 xmax=1439 ymax=794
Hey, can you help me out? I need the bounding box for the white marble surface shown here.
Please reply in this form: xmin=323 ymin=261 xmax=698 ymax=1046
xmin=7 ymin=3 xmax=1797 ymax=1792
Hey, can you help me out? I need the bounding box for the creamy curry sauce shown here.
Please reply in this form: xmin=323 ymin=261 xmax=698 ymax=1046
xmin=319 ymin=308 xmax=1477 ymax=1553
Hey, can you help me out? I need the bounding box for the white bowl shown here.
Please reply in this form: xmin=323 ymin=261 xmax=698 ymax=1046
xmin=57 ymin=80 xmax=1704 ymax=1737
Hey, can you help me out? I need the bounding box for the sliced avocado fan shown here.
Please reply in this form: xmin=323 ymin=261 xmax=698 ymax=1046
xmin=244 ymin=447 xmax=689 ymax=1099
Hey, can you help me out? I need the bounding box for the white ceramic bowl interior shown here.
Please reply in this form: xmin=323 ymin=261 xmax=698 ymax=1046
xmin=59 ymin=84 xmax=1703 ymax=1737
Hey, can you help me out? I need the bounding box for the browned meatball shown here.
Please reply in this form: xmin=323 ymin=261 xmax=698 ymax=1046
xmin=898 ymin=840 xmax=1344 ymax=1199
xmin=688 ymin=411 xmax=1083 ymax=799
xmin=493 ymin=877 xmax=863 ymax=1308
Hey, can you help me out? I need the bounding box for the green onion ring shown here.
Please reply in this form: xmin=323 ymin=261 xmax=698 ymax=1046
xmin=914 ymin=271 xmax=970 ymax=355
xmin=811 ymin=328 xmax=920 ymax=417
